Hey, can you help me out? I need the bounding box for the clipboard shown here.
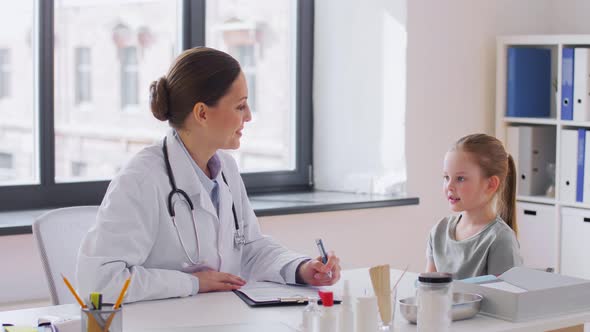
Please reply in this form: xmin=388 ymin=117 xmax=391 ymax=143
xmin=143 ymin=322 xmax=299 ymax=331
xmin=233 ymin=281 xmax=341 ymax=307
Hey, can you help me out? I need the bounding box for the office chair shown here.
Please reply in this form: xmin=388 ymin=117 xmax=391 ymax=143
xmin=32 ymin=206 xmax=99 ymax=305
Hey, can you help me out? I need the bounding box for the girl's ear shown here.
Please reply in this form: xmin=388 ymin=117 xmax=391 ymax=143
xmin=487 ymin=175 xmax=500 ymax=194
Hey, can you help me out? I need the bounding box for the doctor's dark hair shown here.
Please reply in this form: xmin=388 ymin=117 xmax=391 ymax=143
xmin=450 ymin=133 xmax=518 ymax=236
xmin=149 ymin=47 xmax=242 ymax=128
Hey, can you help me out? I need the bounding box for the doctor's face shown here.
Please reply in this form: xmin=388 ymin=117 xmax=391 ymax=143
xmin=207 ymin=72 xmax=252 ymax=150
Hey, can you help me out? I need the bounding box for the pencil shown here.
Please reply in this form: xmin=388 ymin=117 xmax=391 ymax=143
xmin=61 ymin=273 xmax=87 ymax=308
xmin=113 ymin=275 xmax=132 ymax=309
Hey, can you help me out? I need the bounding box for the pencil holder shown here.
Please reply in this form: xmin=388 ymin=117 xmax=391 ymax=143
xmin=81 ymin=304 xmax=122 ymax=332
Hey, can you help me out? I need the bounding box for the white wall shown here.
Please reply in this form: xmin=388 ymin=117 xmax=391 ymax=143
xmin=314 ymin=0 xmax=408 ymax=194
xmin=0 ymin=235 xmax=50 ymax=304
xmin=3 ymin=0 xmax=590 ymax=307
xmin=546 ymin=0 xmax=590 ymax=33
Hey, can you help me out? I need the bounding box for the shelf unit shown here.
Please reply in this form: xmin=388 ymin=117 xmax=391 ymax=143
xmin=495 ymin=35 xmax=590 ymax=276
xmin=516 ymin=195 xmax=556 ymax=205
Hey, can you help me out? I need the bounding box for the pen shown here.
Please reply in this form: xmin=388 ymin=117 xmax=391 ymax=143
xmin=106 ymin=276 xmax=131 ymax=332
xmin=113 ymin=275 xmax=132 ymax=309
xmin=61 ymin=274 xmax=87 ymax=308
xmin=279 ymin=297 xmax=308 ymax=303
xmin=315 ymin=238 xmax=333 ymax=278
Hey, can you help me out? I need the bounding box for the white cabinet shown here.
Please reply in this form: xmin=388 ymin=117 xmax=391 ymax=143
xmin=561 ymin=207 xmax=590 ymax=279
xmin=517 ymin=202 xmax=556 ymax=270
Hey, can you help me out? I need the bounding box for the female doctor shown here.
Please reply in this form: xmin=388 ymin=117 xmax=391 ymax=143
xmin=76 ymin=47 xmax=341 ymax=303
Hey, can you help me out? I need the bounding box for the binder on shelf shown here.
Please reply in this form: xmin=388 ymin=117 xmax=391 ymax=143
xmin=577 ymin=129 xmax=587 ymax=202
xmin=584 ymin=131 xmax=590 ymax=204
xmin=506 ymin=47 xmax=552 ymax=118
xmin=561 ymin=47 xmax=575 ymax=120
xmin=506 ymin=126 xmax=556 ymax=197
xmin=573 ymin=48 xmax=590 ymax=122
xmin=560 ymin=129 xmax=579 ymax=203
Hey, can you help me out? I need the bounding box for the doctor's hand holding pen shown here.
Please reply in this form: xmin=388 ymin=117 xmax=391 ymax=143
xmin=296 ymin=239 xmax=341 ymax=286
xmin=297 ymin=251 xmax=341 ymax=286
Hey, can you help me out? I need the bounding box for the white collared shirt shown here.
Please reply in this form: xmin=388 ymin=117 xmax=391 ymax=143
xmin=173 ymin=130 xmax=222 ymax=216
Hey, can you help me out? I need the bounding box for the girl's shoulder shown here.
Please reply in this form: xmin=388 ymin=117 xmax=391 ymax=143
xmin=430 ymin=214 xmax=461 ymax=236
xmin=488 ymin=216 xmax=518 ymax=241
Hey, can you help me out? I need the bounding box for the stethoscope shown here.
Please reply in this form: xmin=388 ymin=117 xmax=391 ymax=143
xmin=162 ymin=137 xmax=246 ymax=266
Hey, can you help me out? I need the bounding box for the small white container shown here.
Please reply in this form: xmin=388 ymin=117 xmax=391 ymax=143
xmin=318 ymin=291 xmax=339 ymax=332
xmin=356 ymin=296 xmax=378 ymax=332
xmin=416 ymin=272 xmax=452 ymax=332
xmin=301 ymin=297 xmax=321 ymax=332
xmin=339 ymin=280 xmax=355 ymax=332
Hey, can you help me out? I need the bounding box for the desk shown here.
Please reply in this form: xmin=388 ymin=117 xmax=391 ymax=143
xmin=1 ymin=269 xmax=589 ymax=332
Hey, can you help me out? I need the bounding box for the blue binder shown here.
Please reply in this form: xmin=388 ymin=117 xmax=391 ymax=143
xmin=506 ymin=47 xmax=551 ymax=118
xmin=577 ymin=128 xmax=586 ymax=202
xmin=562 ymin=47 xmax=575 ymax=120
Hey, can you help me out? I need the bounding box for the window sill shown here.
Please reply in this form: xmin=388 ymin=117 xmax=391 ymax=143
xmin=0 ymin=190 xmax=419 ymax=236
xmin=250 ymin=190 xmax=418 ymax=216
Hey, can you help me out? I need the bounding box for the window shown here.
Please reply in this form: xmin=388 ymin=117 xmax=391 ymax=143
xmin=231 ymin=45 xmax=256 ymax=111
xmin=0 ymin=49 xmax=10 ymax=99
xmin=74 ymin=47 xmax=91 ymax=104
xmin=206 ymin=0 xmax=302 ymax=174
xmin=120 ymin=46 xmax=139 ymax=108
xmin=71 ymin=161 xmax=87 ymax=177
xmin=54 ymin=1 xmax=176 ymax=182
xmin=0 ymin=0 xmax=313 ymax=210
xmin=0 ymin=2 xmax=35 ymax=187
xmin=0 ymin=152 xmax=13 ymax=169
xmin=0 ymin=152 xmax=14 ymax=182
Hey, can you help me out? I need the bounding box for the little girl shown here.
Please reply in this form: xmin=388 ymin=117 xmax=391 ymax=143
xmin=426 ymin=133 xmax=523 ymax=279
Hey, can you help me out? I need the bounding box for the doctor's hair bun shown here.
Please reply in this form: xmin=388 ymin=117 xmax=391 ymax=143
xmin=149 ymin=77 xmax=170 ymax=121
xmin=149 ymin=47 xmax=242 ymax=128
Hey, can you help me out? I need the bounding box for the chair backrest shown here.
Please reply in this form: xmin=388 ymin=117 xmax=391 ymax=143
xmin=33 ymin=206 xmax=99 ymax=305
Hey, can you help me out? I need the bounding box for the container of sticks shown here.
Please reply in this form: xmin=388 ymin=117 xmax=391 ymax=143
xmin=369 ymin=264 xmax=395 ymax=330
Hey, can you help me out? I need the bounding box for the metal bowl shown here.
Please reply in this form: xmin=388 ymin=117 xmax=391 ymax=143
xmin=398 ymin=292 xmax=483 ymax=324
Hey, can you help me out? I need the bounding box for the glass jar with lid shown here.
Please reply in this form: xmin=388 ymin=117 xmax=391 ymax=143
xmin=416 ymin=272 xmax=453 ymax=332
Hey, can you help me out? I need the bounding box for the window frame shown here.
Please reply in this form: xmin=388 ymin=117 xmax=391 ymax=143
xmin=0 ymin=0 xmax=313 ymax=211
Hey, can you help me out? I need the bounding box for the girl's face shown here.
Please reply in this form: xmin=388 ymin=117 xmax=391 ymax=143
xmin=206 ymin=72 xmax=252 ymax=150
xmin=443 ymin=150 xmax=495 ymax=213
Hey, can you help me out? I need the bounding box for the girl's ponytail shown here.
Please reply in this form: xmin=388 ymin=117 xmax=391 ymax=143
xmin=499 ymin=154 xmax=517 ymax=236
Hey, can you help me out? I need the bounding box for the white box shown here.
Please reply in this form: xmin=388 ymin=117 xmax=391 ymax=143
xmin=454 ymin=267 xmax=590 ymax=322
xmin=516 ymin=202 xmax=556 ymax=270
xmin=561 ymin=207 xmax=590 ymax=279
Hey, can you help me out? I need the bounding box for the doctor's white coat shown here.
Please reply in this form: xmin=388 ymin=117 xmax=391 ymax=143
xmin=76 ymin=130 xmax=308 ymax=303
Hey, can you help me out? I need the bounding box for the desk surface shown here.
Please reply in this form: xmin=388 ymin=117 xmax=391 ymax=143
xmin=1 ymin=269 xmax=589 ymax=332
